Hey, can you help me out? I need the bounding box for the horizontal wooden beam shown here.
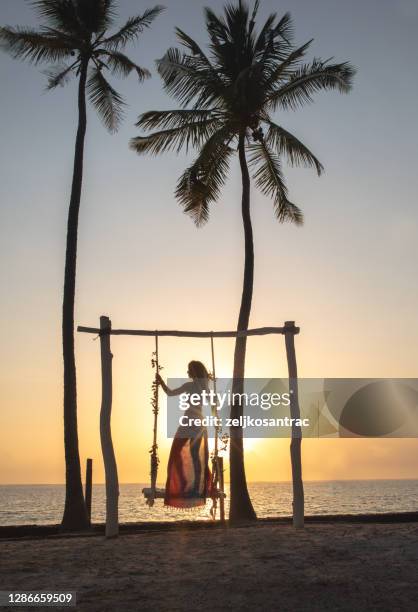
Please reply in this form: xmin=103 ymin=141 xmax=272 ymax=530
xmin=77 ymin=323 xmax=299 ymax=338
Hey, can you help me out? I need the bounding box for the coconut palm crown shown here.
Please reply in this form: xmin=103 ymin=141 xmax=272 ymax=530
xmin=0 ymin=0 xmax=164 ymax=131
xmin=131 ymin=0 xmax=355 ymax=225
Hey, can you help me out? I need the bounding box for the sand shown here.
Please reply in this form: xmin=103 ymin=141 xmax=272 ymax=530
xmin=1 ymin=522 xmax=418 ymax=611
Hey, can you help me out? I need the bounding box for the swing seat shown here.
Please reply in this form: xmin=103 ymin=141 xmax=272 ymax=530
xmin=142 ymin=487 xmax=226 ymax=500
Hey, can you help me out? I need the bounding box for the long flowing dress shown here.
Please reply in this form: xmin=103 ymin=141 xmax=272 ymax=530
xmin=164 ymin=382 xmax=213 ymax=509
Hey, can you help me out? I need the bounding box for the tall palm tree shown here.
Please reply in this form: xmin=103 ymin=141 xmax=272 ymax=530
xmin=131 ymin=0 xmax=355 ymax=522
xmin=0 ymin=0 xmax=164 ymax=530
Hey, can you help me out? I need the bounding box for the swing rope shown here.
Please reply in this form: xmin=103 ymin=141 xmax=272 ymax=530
xmin=210 ymin=334 xmax=228 ymax=456
xmin=147 ymin=333 xmax=160 ymax=507
xmin=210 ymin=334 xmax=219 ymax=458
xmin=210 ymin=333 xmax=229 ymax=519
xmin=210 ymin=334 xmax=219 ymax=518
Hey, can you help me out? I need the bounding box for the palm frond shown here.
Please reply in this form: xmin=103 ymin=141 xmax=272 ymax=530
xmin=249 ymin=140 xmax=303 ymax=224
xmin=223 ymin=1 xmax=250 ymax=43
xmin=0 ymin=26 xmax=74 ymax=63
xmin=272 ymin=11 xmax=294 ymax=45
xmin=75 ymin=0 xmax=117 ymax=33
xmin=102 ymin=6 xmax=165 ymax=50
xmin=253 ymin=13 xmax=276 ymax=55
xmin=87 ymin=66 xmax=125 ymax=132
xmin=204 ymin=7 xmax=229 ymax=44
xmin=130 ymin=112 xmax=221 ymax=155
xmin=263 ymin=39 xmax=312 ymax=90
xmin=249 ymin=0 xmax=261 ymax=28
xmin=175 ymin=28 xmax=208 ymax=61
xmin=268 ymin=59 xmax=356 ymax=111
xmin=176 ymin=127 xmax=234 ymax=226
xmin=175 ymin=27 xmax=226 ymax=88
xmin=135 ymin=108 xmax=217 ymax=130
xmin=43 ymin=61 xmax=75 ymax=89
xmin=157 ymin=47 xmax=223 ymax=108
xmin=265 ymin=121 xmax=323 ymax=175
xmin=254 ymin=11 xmax=295 ymax=70
xmin=100 ymin=50 xmax=150 ymax=81
xmin=205 ymin=3 xmax=257 ymax=81
xmin=32 ymin=0 xmax=83 ymax=36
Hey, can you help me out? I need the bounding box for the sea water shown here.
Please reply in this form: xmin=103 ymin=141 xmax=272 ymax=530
xmin=1 ymin=480 xmax=418 ymax=526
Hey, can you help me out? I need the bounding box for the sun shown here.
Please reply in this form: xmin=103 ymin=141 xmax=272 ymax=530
xmin=244 ymin=438 xmax=260 ymax=452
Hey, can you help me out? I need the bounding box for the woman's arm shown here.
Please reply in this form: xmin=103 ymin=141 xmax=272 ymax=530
xmin=156 ymin=375 xmax=192 ymax=397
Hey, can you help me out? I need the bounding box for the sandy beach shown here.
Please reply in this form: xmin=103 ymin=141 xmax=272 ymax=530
xmin=1 ymin=521 xmax=418 ymax=611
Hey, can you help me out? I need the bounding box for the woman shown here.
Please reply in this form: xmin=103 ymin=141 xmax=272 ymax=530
xmin=157 ymin=361 xmax=213 ymax=509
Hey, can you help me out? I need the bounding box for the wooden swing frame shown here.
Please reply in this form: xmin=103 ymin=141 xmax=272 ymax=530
xmin=78 ymin=316 xmax=304 ymax=538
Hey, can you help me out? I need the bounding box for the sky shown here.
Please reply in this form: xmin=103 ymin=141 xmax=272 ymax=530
xmin=1 ymin=0 xmax=418 ymax=485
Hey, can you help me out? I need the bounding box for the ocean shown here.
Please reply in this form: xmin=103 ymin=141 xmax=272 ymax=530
xmin=1 ymin=480 xmax=418 ymax=526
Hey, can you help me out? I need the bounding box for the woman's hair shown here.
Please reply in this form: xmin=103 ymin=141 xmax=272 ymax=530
xmin=188 ymin=360 xmax=212 ymax=381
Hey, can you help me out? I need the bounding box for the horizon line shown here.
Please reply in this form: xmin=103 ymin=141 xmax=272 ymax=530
xmin=1 ymin=477 xmax=418 ymax=486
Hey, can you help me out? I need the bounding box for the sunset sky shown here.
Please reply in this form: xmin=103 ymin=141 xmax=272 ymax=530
xmin=1 ymin=0 xmax=418 ymax=485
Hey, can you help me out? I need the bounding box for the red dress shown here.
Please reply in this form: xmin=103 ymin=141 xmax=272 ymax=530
xmin=164 ymin=394 xmax=213 ymax=509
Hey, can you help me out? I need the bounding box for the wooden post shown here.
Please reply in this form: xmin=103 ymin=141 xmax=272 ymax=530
xmin=99 ymin=315 xmax=119 ymax=538
xmin=85 ymin=458 xmax=93 ymax=524
xmin=284 ymin=321 xmax=304 ymax=528
xmin=218 ymin=457 xmax=225 ymax=523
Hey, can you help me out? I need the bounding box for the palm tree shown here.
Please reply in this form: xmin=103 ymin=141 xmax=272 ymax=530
xmin=0 ymin=0 xmax=164 ymax=530
xmin=131 ymin=0 xmax=354 ymax=522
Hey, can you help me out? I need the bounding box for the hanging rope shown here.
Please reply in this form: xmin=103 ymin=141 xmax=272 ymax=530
xmin=210 ymin=334 xmax=219 ymax=458
xmin=210 ymin=334 xmax=229 ymax=455
xmin=209 ymin=334 xmax=229 ymax=520
xmin=148 ymin=333 xmax=161 ymax=507
xmin=210 ymin=334 xmax=227 ymax=519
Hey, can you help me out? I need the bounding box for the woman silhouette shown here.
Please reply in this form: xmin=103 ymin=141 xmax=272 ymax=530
xmin=157 ymin=361 xmax=213 ymax=508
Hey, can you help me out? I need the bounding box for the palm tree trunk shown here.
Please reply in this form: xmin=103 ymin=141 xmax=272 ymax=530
xmin=229 ymin=131 xmax=257 ymax=523
xmin=61 ymin=59 xmax=89 ymax=530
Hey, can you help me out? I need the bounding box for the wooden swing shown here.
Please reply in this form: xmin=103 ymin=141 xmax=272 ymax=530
xmin=78 ymin=317 xmax=303 ymax=538
xmin=142 ymin=334 xmax=227 ymax=521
